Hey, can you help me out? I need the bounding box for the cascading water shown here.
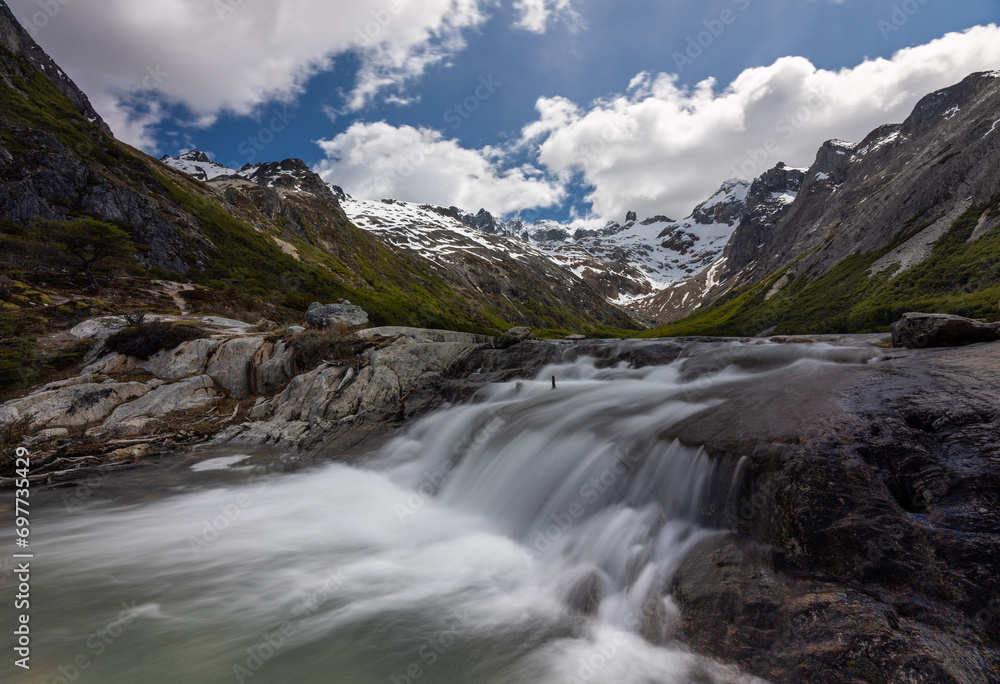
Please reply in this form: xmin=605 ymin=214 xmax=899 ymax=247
xmin=3 ymin=340 xmax=879 ymax=683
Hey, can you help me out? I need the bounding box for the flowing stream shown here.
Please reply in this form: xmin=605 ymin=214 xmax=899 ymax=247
xmin=3 ymin=340 xmax=880 ymax=683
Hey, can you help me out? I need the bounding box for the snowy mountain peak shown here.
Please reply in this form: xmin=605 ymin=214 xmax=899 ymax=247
xmin=160 ymin=150 xmax=239 ymax=182
xmin=690 ymin=178 xmax=751 ymax=226
xmin=160 ymin=152 xmax=337 ymax=202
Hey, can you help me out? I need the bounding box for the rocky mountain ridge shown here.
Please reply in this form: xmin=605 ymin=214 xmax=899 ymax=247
xmin=162 ymin=150 xmax=762 ymax=314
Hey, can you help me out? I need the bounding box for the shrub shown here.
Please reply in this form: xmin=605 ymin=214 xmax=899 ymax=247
xmin=103 ymin=322 xmax=208 ymax=360
xmin=122 ymin=310 xmax=147 ymax=326
xmin=288 ymin=325 xmax=366 ymax=373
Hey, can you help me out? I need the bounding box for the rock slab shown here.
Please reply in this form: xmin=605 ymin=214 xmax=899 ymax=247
xmin=891 ymin=312 xmax=1000 ymax=348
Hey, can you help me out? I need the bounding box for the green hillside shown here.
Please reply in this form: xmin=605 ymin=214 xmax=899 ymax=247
xmin=640 ymin=194 xmax=1000 ymax=338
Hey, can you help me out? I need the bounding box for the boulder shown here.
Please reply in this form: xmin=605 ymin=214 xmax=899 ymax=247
xmin=138 ymin=338 xmax=222 ymax=380
xmin=306 ymin=301 xmax=369 ymax=329
xmin=891 ymin=312 xmax=1000 ymax=349
xmin=286 ymin=326 xmax=306 ymax=336
xmin=253 ymin=318 xmax=278 ymax=333
xmin=494 ymin=327 xmax=534 ymax=349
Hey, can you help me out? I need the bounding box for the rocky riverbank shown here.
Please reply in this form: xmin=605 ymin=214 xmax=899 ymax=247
xmin=1 ymin=315 xmax=998 ymax=682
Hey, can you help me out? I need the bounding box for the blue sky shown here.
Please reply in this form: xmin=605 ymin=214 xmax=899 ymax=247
xmin=13 ymin=0 xmax=1000 ymax=222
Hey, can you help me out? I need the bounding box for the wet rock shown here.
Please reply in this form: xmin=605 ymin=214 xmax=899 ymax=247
xmin=565 ymin=569 xmax=605 ymax=616
xmin=306 ymin=301 xmax=369 ymax=329
xmin=674 ymin=535 xmax=996 ymax=684
xmin=891 ymin=312 xmax=1000 ymax=348
xmin=670 ymin=342 xmax=1000 ymax=683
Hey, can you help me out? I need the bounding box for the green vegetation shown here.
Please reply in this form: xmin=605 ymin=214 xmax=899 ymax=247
xmin=0 ymin=307 xmax=92 ymax=397
xmin=43 ymin=219 xmax=137 ymax=289
xmin=640 ymin=194 xmax=1000 ymax=338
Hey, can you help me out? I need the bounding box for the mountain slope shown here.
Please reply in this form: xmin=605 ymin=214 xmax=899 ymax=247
xmin=0 ymin=2 xmax=637 ymax=340
xmin=643 ymin=71 xmax=1000 ymax=337
xmin=160 ymin=153 xmax=641 ymax=332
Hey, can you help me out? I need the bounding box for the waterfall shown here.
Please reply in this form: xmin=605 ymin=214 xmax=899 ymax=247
xmin=7 ymin=340 xmax=878 ymax=683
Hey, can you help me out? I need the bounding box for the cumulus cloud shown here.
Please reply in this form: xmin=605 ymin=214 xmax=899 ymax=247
xmin=6 ymin=0 xmax=489 ymax=150
xmin=512 ymin=0 xmax=580 ymax=33
xmin=521 ymin=25 xmax=1000 ymax=220
xmin=315 ymin=122 xmax=565 ymax=213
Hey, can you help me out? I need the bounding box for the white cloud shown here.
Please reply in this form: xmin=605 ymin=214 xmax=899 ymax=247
xmin=512 ymin=0 xmax=579 ymax=33
xmin=520 ymin=24 xmax=1000 ymax=220
xmin=7 ymin=0 xmax=490 ymax=149
xmin=315 ymin=122 xmax=565 ymax=213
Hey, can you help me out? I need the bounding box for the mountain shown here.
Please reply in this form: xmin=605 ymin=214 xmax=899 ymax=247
xmin=0 ymin=0 xmax=644 ymax=391
xmin=524 ymin=179 xmax=753 ymax=308
xmin=159 ymin=155 xmax=641 ymax=331
xmin=645 ymin=71 xmax=1000 ymax=336
xmin=162 ymin=146 xmax=758 ymax=321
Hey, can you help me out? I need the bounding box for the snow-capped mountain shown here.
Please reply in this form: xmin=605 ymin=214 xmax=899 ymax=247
xmin=159 ymin=149 xmax=769 ymax=318
xmin=159 ymin=150 xmax=644 ymax=328
xmin=523 ymin=179 xmax=752 ymax=305
xmin=340 ymin=195 xmax=556 ymax=267
xmin=159 ymin=150 xmax=239 ymax=182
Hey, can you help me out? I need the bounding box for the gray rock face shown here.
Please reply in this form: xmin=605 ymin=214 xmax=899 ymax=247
xmin=721 ymin=72 xmax=1000 ymax=297
xmin=356 ymin=326 xmax=491 ymax=345
xmin=667 ymin=340 xmax=1000 ymax=683
xmin=223 ymin=338 xmax=486 ymax=447
xmin=891 ymin=312 xmax=1000 ymax=348
xmin=8 ymin=381 xmax=152 ymax=429
xmin=306 ymin=302 xmax=369 ymax=329
xmin=93 ymin=375 xmax=219 ymax=437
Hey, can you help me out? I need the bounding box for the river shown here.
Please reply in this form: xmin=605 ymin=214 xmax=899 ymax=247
xmin=4 ymin=340 xmax=881 ymax=683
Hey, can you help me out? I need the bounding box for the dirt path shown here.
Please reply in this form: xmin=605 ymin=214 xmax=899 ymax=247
xmin=153 ymin=280 xmax=195 ymax=315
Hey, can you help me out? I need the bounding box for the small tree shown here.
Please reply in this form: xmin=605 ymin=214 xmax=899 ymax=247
xmin=43 ymin=219 xmax=136 ymax=289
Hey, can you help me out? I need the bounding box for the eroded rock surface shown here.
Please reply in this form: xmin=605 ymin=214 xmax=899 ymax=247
xmin=668 ymin=342 xmax=1000 ymax=683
